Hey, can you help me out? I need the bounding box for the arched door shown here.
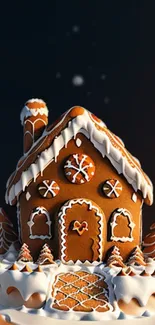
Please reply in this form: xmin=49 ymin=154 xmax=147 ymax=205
xmin=58 ymin=198 xmax=106 ymax=263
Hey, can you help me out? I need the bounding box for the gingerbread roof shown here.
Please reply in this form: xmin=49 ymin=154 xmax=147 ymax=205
xmin=5 ymin=106 xmax=153 ymax=206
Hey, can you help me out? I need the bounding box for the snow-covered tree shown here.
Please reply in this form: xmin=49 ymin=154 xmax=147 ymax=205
xmin=106 ymin=246 xmax=125 ymax=268
xmin=17 ymin=243 xmax=33 ymax=262
xmin=36 ymin=243 xmax=55 ymax=265
xmin=0 ymin=208 xmax=17 ymax=254
xmin=143 ymin=223 xmax=155 ymax=260
xmin=127 ymin=245 xmax=146 ymax=266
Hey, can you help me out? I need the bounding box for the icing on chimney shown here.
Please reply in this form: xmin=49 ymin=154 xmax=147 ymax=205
xmin=20 ymin=99 xmax=49 ymax=154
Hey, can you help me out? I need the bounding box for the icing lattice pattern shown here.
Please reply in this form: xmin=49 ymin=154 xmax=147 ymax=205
xmin=52 ymin=270 xmax=111 ymax=312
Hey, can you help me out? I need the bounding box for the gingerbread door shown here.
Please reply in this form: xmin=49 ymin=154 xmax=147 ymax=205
xmin=58 ymin=198 xmax=106 ymax=263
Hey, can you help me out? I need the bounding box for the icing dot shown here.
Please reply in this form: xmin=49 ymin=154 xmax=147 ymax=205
xmin=76 ymin=138 xmax=82 ymax=147
xmin=132 ymin=193 xmax=137 ymax=203
xmin=26 ymin=191 xmax=31 ymax=201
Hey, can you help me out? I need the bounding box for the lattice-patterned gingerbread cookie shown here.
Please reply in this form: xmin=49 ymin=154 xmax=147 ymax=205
xmin=52 ymin=270 xmax=110 ymax=313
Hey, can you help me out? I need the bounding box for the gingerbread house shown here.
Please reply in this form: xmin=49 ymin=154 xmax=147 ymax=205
xmin=5 ymin=99 xmax=153 ymax=262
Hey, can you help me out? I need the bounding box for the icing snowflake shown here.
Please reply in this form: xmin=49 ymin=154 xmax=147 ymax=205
xmin=64 ymin=153 xmax=95 ymax=184
xmin=110 ymin=208 xmax=135 ymax=242
xmin=27 ymin=206 xmax=52 ymax=240
xmin=38 ymin=180 xmax=60 ymax=198
xmin=102 ymin=179 xmax=122 ymax=198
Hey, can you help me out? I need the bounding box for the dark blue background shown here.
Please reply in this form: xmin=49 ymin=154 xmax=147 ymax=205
xmin=0 ymin=2 xmax=154 ymax=235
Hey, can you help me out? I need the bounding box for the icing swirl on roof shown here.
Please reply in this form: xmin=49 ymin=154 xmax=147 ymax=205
xmin=5 ymin=106 xmax=153 ymax=206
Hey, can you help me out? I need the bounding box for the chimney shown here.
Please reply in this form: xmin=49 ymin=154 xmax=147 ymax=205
xmin=20 ymin=99 xmax=49 ymax=154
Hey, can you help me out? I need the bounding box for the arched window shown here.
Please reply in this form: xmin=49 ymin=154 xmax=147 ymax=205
xmin=110 ymin=208 xmax=135 ymax=242
xmin=27 ymin=207 xmax=52 ymax=240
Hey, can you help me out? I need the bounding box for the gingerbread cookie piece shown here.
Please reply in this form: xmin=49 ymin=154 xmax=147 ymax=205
xmin=143 ymin=223 xmax=155 ymax=259
xmin=17 ymin=243 xmax=33 ymax=262
xmin=0 ymin=208 xmax=17 ymax=254
xmin=38 ymin=180 xmax=60 ymax=198
xmin=36 ymin=243 xmax=55 ymax=265
xmin=127 ymin=246 xmax=146 ymax=266
xmin=102 ymin=179 xmax=122 ymax=198
xmin=64 ymin=153 xmax=95 ymax=184
xmin=52 ymin=270 xmax=110 ymax=312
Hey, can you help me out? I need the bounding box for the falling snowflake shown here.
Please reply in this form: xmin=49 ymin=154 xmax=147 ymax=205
xmin=72 ymin=75 xmax=84 ymax=87
xmin=72 ymin=25 xmax=80 ymax=33
xmin=56 ymin=72 xmax=61 ymax=79
xmin=104 ymin=97 xmax=110 ymax=104
xmin=101 ymin=74 xmax=107 ymax=80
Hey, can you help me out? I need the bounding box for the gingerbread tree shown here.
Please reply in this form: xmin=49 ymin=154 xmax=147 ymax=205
xmin=143 ymin=223 xmax=155 ymax=259
xmin=0 ymin=208 xmax=17 ymax=254
xmin=17 ymin=243 xmax=33 ymax=262
xmin=36 ymin=243 xmax=55 ymax=265
xmin=106 ymin=246 xmax=125 ymax=268
xmin=127 ymin=245 xmax=146 ymax=266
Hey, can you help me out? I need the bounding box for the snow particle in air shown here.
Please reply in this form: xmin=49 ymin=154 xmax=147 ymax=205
xmin=104 ymin=97 xmax=110 ymax=104
xmin=72 ymin=75 xmax=84 ymax=86
xmin=72 ymin=25 xmax=80 ymax=33
xmin=56 ymin=72 xmax=61 ymax=79
xmin=101 ymin=74 xmax=107 ymax=80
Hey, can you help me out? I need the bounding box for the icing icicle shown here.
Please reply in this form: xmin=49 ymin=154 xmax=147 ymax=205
xmin=5 ymin=106 xmax=153 ymax=206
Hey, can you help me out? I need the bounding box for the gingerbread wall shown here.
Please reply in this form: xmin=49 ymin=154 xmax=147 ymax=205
xmin=19 ymin=133 xmax=143 ymax=261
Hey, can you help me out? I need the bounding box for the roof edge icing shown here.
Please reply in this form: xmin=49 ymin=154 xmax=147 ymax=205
xmin=5 ymin=106 xmax=153 ymax=206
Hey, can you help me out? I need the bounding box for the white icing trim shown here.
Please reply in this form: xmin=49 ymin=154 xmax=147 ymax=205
xmin=144 ymin=248 xmax=155 ymax=256
xmin=0 ymin=268 xmax=49 ymax=302
xmin=6 ymin=107 xmax=153 ymax=205
xmin=16 ymin=202 xmax=21 ymax=242
xmin=75 ymin=138 xmax=82 ymax=147
xmin=24 ymin=118 xmax=47 ymax=152
xmin=58 ymin=198 xmax=104 ymax=263
xmin=26 ymin=191 xmax=31 ymax=201
xmin=143 ymin=239 xmax=155 ymax=247
xmin=27 ymin=207 xmax=52 ymax=240
xmin=132 ymin=193 xmax=137 ymax=203
xmin=110 ymin=208 xmax=135 ymax=242
xmin=0 ymin=224 xmax=13 ymax=251
xmin=113 ymin=274 xmax=155 ymax=307
xmin=20 ymin=99 xmax=48 ymax=125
